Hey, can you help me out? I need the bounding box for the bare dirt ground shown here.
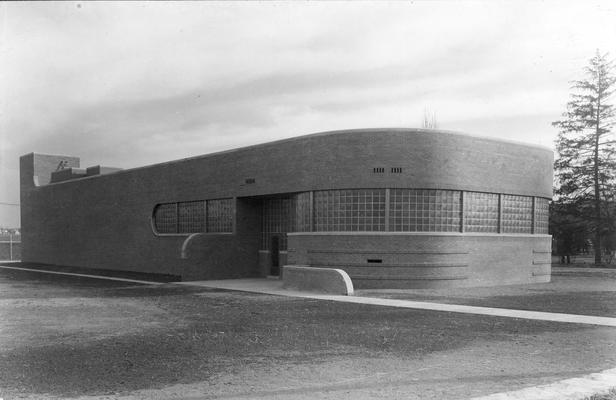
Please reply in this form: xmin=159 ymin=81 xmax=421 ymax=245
xmin=0 ymin=265 xmax=615 ymax=400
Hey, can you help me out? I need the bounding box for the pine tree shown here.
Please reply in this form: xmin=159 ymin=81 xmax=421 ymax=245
xmin=553 ymin=50 xmax=616 ymax=265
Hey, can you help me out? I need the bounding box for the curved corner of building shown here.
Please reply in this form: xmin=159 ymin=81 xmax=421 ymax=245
xmin=287 ymin=233 xmax=552 ymax=289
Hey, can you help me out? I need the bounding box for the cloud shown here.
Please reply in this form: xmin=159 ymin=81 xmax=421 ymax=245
xmin=1 ymin=0 xmax=616 ymax=214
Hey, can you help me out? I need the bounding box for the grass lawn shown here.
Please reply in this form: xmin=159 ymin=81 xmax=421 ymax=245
xmin=1 ymin=266 xmax=615 ymax=400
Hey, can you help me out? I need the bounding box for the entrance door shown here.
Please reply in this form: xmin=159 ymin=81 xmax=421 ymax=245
xmin=270 ymin=235 xmax=280 ymax=276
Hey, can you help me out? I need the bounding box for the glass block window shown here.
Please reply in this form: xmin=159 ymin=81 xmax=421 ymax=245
xmin=534 ymin=197 xmax=550 ymax=234
xmin=262 ymin=197 xmax=297 ymax=250
xmin=502 ymin=195 xmax=533 ymax=233
xmin=389 ymin=189 xmax=461 ymax=232
xmin=464 ymin=192 xmax=499 ymax=233
xmin=154 ymin=198 xmax=233 ymax=234
xmin=295 ymin=192 xmax=312 ymax=232
xmin=178 ymin=201 xmax=205 ymax=233
xmin=314 ymin=189 xmax=386 ymax=232
xmin=207 ymin=198 xmax=233 ymax=233
xmin=153 ymin=203 xmax=177 ymax=234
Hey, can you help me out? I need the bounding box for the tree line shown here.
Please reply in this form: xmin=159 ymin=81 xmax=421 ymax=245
xmin=552 ymin=50 xmax=616 ymax=265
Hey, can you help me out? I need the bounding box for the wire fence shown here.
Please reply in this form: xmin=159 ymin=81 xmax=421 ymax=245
xmin=552 ymin=252 xmax=615 ymax=265
xmin=0 ymin=234 xmax=21 ymax=261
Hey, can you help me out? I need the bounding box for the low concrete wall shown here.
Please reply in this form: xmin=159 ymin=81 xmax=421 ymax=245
xmin=282 ymin=265 xmax=354 ymax=295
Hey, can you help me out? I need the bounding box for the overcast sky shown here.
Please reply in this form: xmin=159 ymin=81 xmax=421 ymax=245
xmin=1 ymin=1 xmax=616 ymax=226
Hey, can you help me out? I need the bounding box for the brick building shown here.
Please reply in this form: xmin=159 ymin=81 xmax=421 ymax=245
xmin=20 ymin=128 xmax=553 ymax=288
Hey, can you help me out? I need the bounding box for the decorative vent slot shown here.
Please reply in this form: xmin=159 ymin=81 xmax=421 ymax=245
xmin=373 ymin=167 xmax=385 ymax=173
xmin=391 ymin=167 xmax=402 ymax=173
xmin=367 ymin=259 xmax=383 ymax=263
xmin=245 ymin=178 xmax=256 ymax=184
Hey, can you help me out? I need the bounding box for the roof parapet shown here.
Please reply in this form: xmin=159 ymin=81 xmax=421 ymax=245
xmin=50 ymin=168 xmax=87 ymax=183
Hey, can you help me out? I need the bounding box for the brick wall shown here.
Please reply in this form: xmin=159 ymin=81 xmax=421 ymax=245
xmin=288 ymin=233 xmax=551 ymax=288
xmin=19 ymin=129 xmax=553 ymax=282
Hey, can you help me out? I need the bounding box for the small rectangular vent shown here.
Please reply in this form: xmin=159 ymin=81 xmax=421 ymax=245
xmin=373 ymin=167 xmax=385 ymax=173
xmin=367 ymin=259 xmax=383 ymax=263
xmin=245 ymin=178 xmax=256 ymax=184
xmin=391 ymin=167 xmax=402 ymax=173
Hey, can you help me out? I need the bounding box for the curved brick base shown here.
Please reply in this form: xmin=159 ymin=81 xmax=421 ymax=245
xmin=288 ymin=233 xmax=551 ymax=289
